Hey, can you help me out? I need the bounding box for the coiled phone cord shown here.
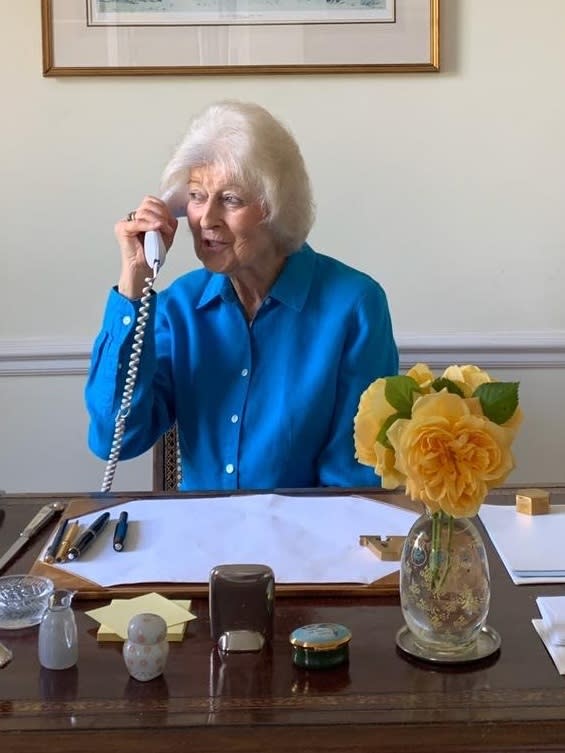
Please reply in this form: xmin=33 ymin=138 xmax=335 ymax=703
xmin=100 ymin=267 xmax=157 ymax=493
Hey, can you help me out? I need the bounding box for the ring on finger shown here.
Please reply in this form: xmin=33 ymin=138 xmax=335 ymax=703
xmin=126 ymin=210 xmax=137 ymax=222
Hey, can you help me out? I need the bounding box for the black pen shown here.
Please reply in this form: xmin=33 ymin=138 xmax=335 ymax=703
xmin=67 ymin=512 xmax=110 ymax=561
xmin=44 ymin=519 xmax=69 ymax=564
xmin=113 ymin=511 xmax=129 ymax=552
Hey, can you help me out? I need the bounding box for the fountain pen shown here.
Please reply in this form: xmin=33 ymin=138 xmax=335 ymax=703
xmin=67 ymin=512 xmax=110 ymax=560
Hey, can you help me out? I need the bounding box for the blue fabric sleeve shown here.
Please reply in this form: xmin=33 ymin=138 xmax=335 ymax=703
xmin=84 ymin=288 xmax=174 ymax=461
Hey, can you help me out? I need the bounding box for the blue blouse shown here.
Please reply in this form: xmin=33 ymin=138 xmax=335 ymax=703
xmin=85 ymin=244 xmax=398 ymax=491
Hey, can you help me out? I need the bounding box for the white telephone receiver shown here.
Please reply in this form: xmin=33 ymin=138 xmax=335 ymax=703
xmin=144 ymin=186 xmax=188 ymax=271
xmin=144 ymin=230 xmax=168 ymax=270
xmin=101 ymin=183 xmax=188 ymax=493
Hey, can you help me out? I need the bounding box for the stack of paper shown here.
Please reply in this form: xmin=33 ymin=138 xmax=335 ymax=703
xmin=86 ymin=592 xmax=197 ymax=642
xmin=479 ymin=504 xmax=565 ymax=585
xmin=532 ymin=596 xmax=565 ymax=674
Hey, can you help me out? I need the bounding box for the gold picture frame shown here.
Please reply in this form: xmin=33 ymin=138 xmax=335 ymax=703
xmin=41 ymin=0 xmax=439 ymax=77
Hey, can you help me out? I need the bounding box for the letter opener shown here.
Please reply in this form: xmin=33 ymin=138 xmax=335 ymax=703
xmin=0 ymin=501 xmax=65 ymax=574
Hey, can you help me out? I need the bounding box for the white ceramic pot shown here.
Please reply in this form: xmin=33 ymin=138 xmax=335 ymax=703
xmin=123 ymin=612 xmax=169 ymax=682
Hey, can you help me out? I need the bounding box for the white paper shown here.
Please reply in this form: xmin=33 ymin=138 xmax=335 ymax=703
xmin=479 ymin=504 xmax=565 ymax=585
xmin=536 ymin=597 xmax=565 ymax=646
xmin=532 ymin=619 xmax=565 ymax=675
xmin=41 ymin=494 xmax=418 ymax=587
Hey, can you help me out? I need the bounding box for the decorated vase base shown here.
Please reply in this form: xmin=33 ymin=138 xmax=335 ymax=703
xmin=395 ymin=625 xmax=501 ymax=665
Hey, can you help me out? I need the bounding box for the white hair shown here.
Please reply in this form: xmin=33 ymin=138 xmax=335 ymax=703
xmin=160 ymin=101 xmax=315 ymax=254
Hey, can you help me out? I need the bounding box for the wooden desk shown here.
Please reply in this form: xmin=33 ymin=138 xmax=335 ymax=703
xmin=1 ymin=488 xmax=565 ymax=753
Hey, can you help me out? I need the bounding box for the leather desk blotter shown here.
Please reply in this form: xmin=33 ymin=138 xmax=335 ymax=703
xmin=29 ymin=496 xmax=412 ymax=600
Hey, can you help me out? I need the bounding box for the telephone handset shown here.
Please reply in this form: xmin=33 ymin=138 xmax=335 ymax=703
xmin=144 ymin=187 xmax=188 ymax=271
xmin=101 ymin=185 xmax=187 ymax=493
xmin=144 ymin=230 xmax=167 ymax=270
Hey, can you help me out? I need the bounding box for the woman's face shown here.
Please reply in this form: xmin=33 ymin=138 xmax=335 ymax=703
xmin=186 ymin=164 xmax=277 ymax=277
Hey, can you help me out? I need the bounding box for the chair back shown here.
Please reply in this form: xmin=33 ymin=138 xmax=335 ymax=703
xmin=153 ymin=425 xmax=180 ymax=491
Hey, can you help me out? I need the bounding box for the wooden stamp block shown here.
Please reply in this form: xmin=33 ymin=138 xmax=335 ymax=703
xmin=515 ymin=488 xmax=550 ymax=516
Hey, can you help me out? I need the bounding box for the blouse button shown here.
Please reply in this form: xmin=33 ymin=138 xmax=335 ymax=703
xmin=122 ymin=315 xmax=132 ymax=326
xmin=225 ymin=464 xmax=235 ymax=474
xmin=231 ymin=415 xmax=239 ymax=424
xmin=241 ymin=368 xmax=249 ymax=377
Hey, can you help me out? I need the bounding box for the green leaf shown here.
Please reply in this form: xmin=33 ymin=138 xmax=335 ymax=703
xmin=473 ymin=382 xmax=519 ymax=425
xmin=376 ymin=412 xmax=402 ymax=450
xmin=384 ymin=376 xmax=421 ymax=415
xmin=431 ymin=378 xmax=465 ymax=397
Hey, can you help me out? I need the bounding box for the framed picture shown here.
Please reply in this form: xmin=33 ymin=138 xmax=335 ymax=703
xmin=41 ymin=0 xmax=439 ymax=76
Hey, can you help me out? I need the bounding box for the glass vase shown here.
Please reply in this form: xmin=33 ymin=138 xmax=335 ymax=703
xmin=399 ymin=511 xmax=490 ymax=659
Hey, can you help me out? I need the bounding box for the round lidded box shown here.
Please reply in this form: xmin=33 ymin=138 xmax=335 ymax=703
xmin=289 ymin=622 xmax=351 ymax=669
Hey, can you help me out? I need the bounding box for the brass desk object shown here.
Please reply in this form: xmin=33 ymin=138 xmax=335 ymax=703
xmin=359 ymin=534 xmax=405 ymax=561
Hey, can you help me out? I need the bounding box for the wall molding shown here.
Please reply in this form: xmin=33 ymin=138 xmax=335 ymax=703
xmin=0 ymin=338 xmax=92 ymax=377
xmin=0 ymin=331 xmax=564 ymax=376
xmin=398 ymin=330 xmax=565 ymax=369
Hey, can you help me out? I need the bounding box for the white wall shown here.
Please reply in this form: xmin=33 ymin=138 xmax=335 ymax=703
xmin=0 ymin=1 xmax=563 ymax=493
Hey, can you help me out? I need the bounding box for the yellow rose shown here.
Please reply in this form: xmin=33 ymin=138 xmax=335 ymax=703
xmin=463 ymin=396 xmax=484 ymax=416
xmin=387 ymin=390 xmax=515 ymax=517
xmin=405 ymin=363 xmax=435 ymax=392
xmin=442 ymin=364 xmax=492 ymax=397
xmin=354 ymin=378 xmax=396 ymax=468
xmin=374 ymin=443 xmax=406 ymax=489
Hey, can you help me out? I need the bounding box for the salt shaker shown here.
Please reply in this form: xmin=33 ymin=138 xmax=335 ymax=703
xmin=123 ymin=613 xmax=169 ymax=682
xmin=38 ymin=589 xmax=78 ymax=670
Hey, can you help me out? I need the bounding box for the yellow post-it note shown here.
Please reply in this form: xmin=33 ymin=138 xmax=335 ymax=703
xmin=86 ymin=593 xmax=196 ymax=640
xmin=96 ymin=600 xmax=193 ymax=642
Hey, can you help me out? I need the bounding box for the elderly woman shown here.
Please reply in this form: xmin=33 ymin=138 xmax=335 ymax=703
xmin=86 ymin=101 xmax=398 ymax=491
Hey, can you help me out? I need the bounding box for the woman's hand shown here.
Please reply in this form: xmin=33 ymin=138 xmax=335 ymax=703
xmin=115 ymin=195 xmax=179 ymax=299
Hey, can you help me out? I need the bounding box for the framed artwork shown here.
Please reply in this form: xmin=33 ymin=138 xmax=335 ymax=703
xmin=41 ymin=0 xmax=439 ymax=76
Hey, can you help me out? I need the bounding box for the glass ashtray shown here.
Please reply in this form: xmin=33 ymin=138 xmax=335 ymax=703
xmin=0 ymin=575 xmax=54 ymax=630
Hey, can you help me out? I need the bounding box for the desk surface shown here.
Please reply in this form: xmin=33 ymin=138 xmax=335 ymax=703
xmin=1 ymin=487 xmax=565 ymax=753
